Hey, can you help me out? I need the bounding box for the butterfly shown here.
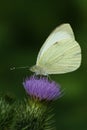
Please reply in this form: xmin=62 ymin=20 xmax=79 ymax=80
xmin=11 ymin=24 xmax=81 ymax=75
xmin=30 ymin=23 xmax=81 ymax=76
xmin=30 ymin=23 xmax=81 ymax=75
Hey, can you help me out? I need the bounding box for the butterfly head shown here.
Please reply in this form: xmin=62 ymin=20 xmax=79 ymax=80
xmin=30 ymin=65 xmax=48 ymax=76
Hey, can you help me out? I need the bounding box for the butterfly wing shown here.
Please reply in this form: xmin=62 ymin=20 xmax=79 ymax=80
xmin=36 ymin=23 xmax=75 ymax=62
xmin=36 ymin=38 xmax=81 ymax=74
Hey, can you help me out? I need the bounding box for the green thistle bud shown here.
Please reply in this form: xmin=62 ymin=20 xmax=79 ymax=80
xmin=0 ymin=97 xmax=14 ymax=130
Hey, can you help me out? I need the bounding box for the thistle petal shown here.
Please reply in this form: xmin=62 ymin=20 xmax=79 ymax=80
xmin=23 ymin=76 xmax=61 ymax=101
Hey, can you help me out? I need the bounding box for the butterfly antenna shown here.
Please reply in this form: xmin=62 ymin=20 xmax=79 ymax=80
xmin=10 ymin=66 xmax=30 ymax=70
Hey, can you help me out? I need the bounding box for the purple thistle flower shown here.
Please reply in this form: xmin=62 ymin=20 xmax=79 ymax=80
xmin=23 ymin=76 xmax=61 ymax=101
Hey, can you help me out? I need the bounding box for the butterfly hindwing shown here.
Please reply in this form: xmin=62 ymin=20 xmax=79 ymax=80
xmin=36 ymin=38 xmax=81 ymax=74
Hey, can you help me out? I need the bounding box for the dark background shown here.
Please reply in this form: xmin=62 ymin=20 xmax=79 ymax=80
xmin=0 ymin=0 xmax=87 ymax=129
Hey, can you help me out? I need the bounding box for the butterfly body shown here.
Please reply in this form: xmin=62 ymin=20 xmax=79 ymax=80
xmin=30 ymin=24 xmax=81 ymax=75
xmin=30 ymin=65 xmax=48 ymax=75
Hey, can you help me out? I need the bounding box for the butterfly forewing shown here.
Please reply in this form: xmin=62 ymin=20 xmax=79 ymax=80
xmin=36 ymin=24 xmax=75 ymax=63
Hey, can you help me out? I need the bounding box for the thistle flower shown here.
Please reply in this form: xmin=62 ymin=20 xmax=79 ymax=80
xmin=23 ymin=76 xmax=61 ymax=101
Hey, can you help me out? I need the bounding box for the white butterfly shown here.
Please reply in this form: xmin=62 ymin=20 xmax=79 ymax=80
xmin=30 ymin=23 xmax=81 ymax=75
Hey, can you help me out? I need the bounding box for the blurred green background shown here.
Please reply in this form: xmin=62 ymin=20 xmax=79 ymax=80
xmin=0 ymin=0 xmax=87 ymax=129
